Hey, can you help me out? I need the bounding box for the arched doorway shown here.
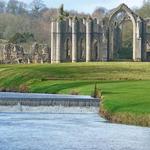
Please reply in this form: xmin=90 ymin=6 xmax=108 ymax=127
xmin=108 ymin=4 xmax=142 ymax=61
xmin=110 ymin=13 xmax=133 ymax=60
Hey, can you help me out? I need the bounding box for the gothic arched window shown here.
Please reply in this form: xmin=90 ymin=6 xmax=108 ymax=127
xmin=93 ymin=40 xmax=98 ymax=60
xmin=79 ymin=39 xmax=85 ymax=60
xmin=65 ymin=38 xmax=71 ymax=59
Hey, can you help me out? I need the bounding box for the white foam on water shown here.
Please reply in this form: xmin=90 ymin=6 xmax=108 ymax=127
xmin=0 ymin=105 xmax=99 ymax=113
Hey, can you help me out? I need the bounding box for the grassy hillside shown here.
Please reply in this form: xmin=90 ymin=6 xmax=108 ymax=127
xmin=0 ymin=62 xmax=150 ymax=126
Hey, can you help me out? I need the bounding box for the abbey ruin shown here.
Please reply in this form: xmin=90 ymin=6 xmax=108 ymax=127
xmin=1 ymin=3 xmax=150 ymax=64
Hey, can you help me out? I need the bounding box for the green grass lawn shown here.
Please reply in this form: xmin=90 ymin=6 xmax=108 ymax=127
xmin=0 ymin=62 xmax=150 ymax=125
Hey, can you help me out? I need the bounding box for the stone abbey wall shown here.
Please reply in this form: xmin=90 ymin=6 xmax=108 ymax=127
xmin=1 ymin=43 xmax=50 ymax=64
xmin=51 ymin=16 xmax=107 ymax=63
xmin=145 ymin=18 xmax=150 ymax=55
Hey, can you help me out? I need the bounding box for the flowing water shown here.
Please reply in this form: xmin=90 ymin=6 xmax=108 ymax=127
xmin=0 ymin=106 xmax=149 ymax=150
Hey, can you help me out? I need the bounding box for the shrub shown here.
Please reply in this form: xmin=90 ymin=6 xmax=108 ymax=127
xmin=22 ymin=32 xmax=34 ymax=42
xmin=9 ymin=32 xmax=34 ymax=44
xmin=70 ymin=89 xmax=80 ymax=95
xmin=0 ymin=87 xmax=6 ymax=92
xmin=91 ymin=83 xmax=102 ymax=99
xmin=19 ymin=84 xmax=29 ymax=93
xmin=9 ymin=33 xmax=25 ymax=44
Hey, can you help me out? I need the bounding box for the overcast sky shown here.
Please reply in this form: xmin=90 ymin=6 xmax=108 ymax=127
xmin=18 ymin=0 xmax=144 ymax=13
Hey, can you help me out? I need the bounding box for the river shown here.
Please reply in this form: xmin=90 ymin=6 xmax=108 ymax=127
xmin=0 ymin=107 xmax=149 ymax=150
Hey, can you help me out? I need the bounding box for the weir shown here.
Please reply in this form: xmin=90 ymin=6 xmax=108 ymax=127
xmin=0 ymin=92 xmax=100 ymax=108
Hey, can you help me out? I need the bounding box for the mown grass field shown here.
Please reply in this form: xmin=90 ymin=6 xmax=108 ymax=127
xmin=0 ymin=62 xmax=150 ymax=126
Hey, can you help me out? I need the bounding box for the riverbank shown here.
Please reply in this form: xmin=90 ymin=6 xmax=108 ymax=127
xmin=0 ymin=62 xmax=150 ymax=127
xmin=100 ymin=103 xmax=150 ymax=127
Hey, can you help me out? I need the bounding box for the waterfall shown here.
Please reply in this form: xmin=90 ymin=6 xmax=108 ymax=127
xmin=0 ymin=105 xmax=99 ymax=113
xmin=17 ymin=102 xmax=22 ymax=112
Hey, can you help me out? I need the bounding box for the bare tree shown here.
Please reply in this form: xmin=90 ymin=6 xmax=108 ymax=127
xmin=0 ymin=0 xmax=5 ymax=13
xmin=6 ymin=0 xmax=19 ymax=14
xmin=137 ymin=0 xmax=150 ymax=17
xmin=92 ymin=7 xmax=106 ymax=19
xmin=17 ymin=1 xmax=28 ymax=15
xmin=30 ymin=0 xmax=46 ymax=17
